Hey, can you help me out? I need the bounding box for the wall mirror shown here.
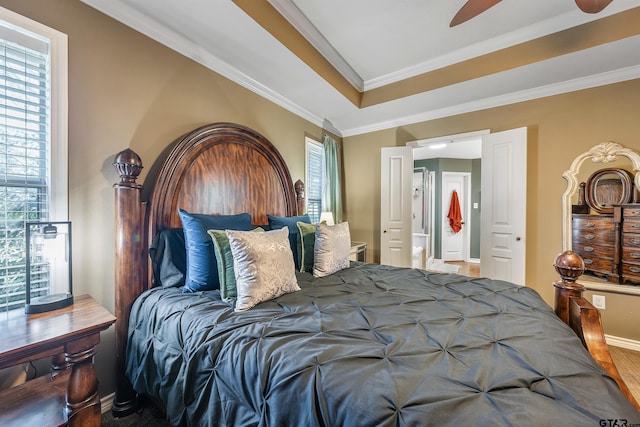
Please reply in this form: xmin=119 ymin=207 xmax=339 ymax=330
xmin=562 ymin=142 xmax=640 ymax=251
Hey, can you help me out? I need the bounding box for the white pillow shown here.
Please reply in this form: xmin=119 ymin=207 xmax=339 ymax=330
xmin=313 ymin=221 xmax=351 ymax=277
xmin=226 ymin=227 xmax=300 ymax=312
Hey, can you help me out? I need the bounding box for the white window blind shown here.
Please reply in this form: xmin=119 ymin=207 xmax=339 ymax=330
xmin=305 ymin=137 xmax=324 ymax=223
xmin=0 ymin=15 xmax=53 ymax=313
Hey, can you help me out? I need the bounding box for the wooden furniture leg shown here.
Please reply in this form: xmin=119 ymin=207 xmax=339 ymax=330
xmin=65 ymin=334 xmax=101 ymax=426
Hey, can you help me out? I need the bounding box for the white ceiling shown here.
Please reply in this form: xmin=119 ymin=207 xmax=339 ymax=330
xmin=80 ymin=0 xmax=640 ymax=137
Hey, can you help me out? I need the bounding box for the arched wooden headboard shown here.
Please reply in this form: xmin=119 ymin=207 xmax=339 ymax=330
xmin=111 ymin=122 xmax=304 ymax=416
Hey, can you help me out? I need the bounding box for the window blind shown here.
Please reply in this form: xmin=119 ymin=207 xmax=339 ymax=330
xmin=306 ymin=140 xmax=324 ymax=223
xmin=0 ymin=35 xmax=50 ymax=313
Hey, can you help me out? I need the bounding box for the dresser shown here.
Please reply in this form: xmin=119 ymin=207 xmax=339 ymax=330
xmin=572 ymin=204 xmax=640 ymax=285
xmin=618 ymin=204 xmax=640 ymax=284
xmin=572 ymin=213 xmax=619 ymax=282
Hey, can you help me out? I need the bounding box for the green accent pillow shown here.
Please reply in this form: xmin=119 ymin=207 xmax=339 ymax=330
xmin=297 ymin=221 xmax=317 ymax=273
xmin=208 ymin=227 xmax=264 ymax=302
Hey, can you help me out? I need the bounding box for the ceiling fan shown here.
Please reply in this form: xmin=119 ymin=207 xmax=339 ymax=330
xmin=450 ymin=0 xmax=614 ymax=27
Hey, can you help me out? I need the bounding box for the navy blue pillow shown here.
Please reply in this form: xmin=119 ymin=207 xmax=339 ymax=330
xmin=149 ymin=228 xmax=186 ymax=288
xmin=178 ymin=209 xmax=252 ymax=292
xmin=267 ymin=214 xmax=311 ymax=270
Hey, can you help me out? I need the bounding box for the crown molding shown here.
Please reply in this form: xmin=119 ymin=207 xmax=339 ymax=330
xmin=79 ymin=0 xmax=639 ymax=140
xmin=79 ymin=0 xmax=331 ymax=132
xmin=363 ymin=3 xmax=637 ymax=91
xmin=341 ymin=65 xmax=640 ymax=137
xmin=267 ymin=0 xmax=364 ymax=91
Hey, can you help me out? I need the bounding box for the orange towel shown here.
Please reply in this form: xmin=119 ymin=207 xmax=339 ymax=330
xmin=447 ymin=190 xmax=463 ymax=233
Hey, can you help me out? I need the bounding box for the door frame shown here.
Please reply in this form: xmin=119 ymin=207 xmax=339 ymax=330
xmin=405 ymin=128 xmax=526 ymax=282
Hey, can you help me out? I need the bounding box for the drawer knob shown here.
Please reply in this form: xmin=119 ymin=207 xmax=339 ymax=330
xmin=584 ymin=246 xmax=594 ymax=252
xmin=584 ymin=234 xmax=595 ymax=240
xmin=631 ymin=238 xmax=640 ymax=245
xmin=632 ymin=224 xmax=640 ymax=229
xmin=585 ymin=222 xmax=595 ymax=227
xmin=631 ymin=252 xmax=640 ymax=259
xmin=584 ymin=259 xmax=593 ymax=265
xmin=631 ymin=266 xmax=640 ymax=273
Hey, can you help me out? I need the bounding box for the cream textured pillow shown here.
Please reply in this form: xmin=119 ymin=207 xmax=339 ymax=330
xmin=313 ymin=221 xmax=351 ymax=278
xmin=226 ymin=227 xmax=301 ymax=312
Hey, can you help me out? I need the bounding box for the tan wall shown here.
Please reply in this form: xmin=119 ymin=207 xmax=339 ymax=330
xmin=344 ymin=79 xmax=640 ymax=341
xmin=0 ymin=0 xmax=321 ymax=396
xmin=4 ymin=0 xmax=640 ymax=399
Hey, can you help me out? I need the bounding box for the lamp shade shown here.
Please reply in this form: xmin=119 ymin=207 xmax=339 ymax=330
xmin=319 ymin=211 xmax=335 ymax=225
xmin=25 ymin=221 xmax=73 ymax=313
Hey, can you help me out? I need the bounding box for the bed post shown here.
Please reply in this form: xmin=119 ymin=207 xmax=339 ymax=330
xmin=294 ymin=179 xmax=305 ymax=215
xmin=112 ymin=149 xmax=146 ymax=417
xmin=553 ymin=250 xmax=640 ymax=410
xmin=552 ymin=250 xmax=586 ymax=324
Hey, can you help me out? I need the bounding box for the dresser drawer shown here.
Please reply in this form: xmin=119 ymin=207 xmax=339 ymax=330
xmin=622 ymin=246 xmax=640 ymax=262
xmin=574 ymin=252 xmax=615 ymax=271
xmin=622 ymin=220 xmax=640 ymax=234
xmin=573 ymin=242 xmax=615 ymax=259
xmin=620 ymin=262 xmax=640 ymax=284
xmin=622 ymin=234 xmax=640 ymax=247
xmin=623 ymin=207 xmax=640 ymax=218
xmin=572 ymin=216 xmax=616 ymax=231
xmin=572 ymin=229 xmax=616 ymax=246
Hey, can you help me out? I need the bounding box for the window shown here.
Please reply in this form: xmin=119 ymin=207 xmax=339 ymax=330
xmin=305 ymin=137 xmax=324 ymax=223
xmin=0 ymin=7 xmax=67 ymax=313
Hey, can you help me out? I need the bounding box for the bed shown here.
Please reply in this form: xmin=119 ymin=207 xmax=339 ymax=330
xmin=111 ymin=122 xmax=639 ymax=425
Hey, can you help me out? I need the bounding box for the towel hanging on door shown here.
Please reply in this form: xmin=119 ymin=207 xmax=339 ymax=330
xmin=447 ymin=190 xmax=463 ymax=233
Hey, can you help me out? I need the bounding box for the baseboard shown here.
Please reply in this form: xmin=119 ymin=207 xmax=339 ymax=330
xmin=606 ymin=335 xmax=640 ymax=352
xmin=101 ymin=392 xmax=114 ymax=414
xmin=468 ymin=258 xmax=480 ymax=264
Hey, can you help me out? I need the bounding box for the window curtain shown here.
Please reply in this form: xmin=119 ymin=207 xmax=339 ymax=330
xmin=321 ymin=134 xmax=343 ymax=223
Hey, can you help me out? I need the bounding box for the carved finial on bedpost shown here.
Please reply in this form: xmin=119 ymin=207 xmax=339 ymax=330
xmin=113 ymin=148 xmax=143 ymax=188
xmin=294 ymin=179 xmax=305 ymax=215
xmin=553 ymin=250 xmax=586 ymax=324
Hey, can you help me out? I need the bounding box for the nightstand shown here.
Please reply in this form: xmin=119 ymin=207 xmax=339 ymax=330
xmin=0 ymin=294 xmax=115 ymax=426
xmin=350 ymin=241 xmax=367 ymax=262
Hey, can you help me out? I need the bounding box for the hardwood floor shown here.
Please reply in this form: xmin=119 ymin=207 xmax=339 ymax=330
xmin=609 ymin=345 xmax=640 ymax=405
xmin=445 ymin=261 xmax=480 ymax=277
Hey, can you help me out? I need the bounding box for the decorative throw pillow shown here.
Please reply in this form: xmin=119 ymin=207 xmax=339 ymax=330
xmin=226 ymin=227 xmax=301 ymax=312
xmin=267 ymin=214 xmax=311 ymax=270
xmin=207 ymin=227 xmax=264 ymax=302
xmin=313 ymin=221 xmax=351 ymax=278
xmin=297 ymin=221 xmax=317 ymax=273
xmin=149 ymin=228 xmax=186 ymax=288
xmin=178 ymin=209 xmax=253 ymax=292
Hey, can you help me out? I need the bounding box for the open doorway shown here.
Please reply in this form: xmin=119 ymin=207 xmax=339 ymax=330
xmin=382 ymin=128 xmax=526 ymax=283
xmin=409 ymin=131 xmax=486 ymax=275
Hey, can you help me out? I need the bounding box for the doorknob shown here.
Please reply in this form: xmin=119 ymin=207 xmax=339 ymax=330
xmin=516 ymin=236 xmax=521 ymax=241
xmin=383 ymin=230 xmax=387 ymax=233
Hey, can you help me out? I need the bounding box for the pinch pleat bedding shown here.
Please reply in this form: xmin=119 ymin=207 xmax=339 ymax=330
xmin=126 ymin=263 xmax=639 ymax=426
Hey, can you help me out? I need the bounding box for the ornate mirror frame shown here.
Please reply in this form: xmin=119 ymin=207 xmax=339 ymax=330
xmin=562 ymin=142 xmax=640 ymax=251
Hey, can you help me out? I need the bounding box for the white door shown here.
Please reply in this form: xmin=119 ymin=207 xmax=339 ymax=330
xmin=380 ymin=147 xmax=412 ymax=267
xmin=480 ymin=127 xmax=527 ymax=285
xmin=441 ymin=172 xmax=470 ymax=261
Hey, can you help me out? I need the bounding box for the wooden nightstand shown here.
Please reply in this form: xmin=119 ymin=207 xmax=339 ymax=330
xmin=0 ymin=294 xmax=116 ymax=426
xmin=350 ymin=241 xmax=367 ymax=262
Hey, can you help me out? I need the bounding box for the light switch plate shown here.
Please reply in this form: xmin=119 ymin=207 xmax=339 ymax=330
xmin=592 ymin=294 xmax=606 ymax=310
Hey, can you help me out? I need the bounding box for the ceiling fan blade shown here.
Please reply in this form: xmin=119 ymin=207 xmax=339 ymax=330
xmin=575 ymin=0 xmax=614 ymax=13
xmin=450 ymin=0 xmax=503 ymax=27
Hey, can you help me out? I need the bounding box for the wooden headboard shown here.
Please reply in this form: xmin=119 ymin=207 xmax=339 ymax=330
xmin=111 ymin=122 xmax=304 ymax=416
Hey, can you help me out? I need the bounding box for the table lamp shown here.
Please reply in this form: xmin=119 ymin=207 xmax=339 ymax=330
xmin=25 ymin=221 xmax=73 ymax=313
